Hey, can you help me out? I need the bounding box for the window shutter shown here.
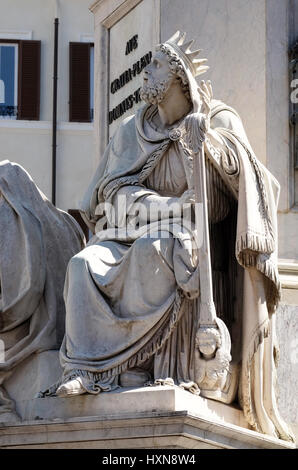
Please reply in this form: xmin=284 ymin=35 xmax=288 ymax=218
xmin=18 ymin=40 xmax=41 ymax=120
xmin=69 ymin=42 xmax=91 ymax=122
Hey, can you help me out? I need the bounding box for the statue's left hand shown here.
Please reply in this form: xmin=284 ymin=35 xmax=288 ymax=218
xmin=197 ymin=80 xmax=213 ymax=127
xmin=179 ymin=188 xmax=196 ymax=205
xmin=184 ymin=80 xmax=213 ymax=153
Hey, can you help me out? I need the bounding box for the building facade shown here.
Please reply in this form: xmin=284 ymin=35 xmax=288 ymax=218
xmin=0 ymin=0 xmax=95 ymax=212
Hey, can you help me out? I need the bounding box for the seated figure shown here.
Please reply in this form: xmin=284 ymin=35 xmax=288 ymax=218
xmin=40 ymin=31 xmax=293 ymax=442
xmin=0 ymin=161 xmax=85 ymax=421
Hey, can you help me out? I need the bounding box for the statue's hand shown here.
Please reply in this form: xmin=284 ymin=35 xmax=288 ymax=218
xmin=134 ymin=190 xmax=195 ymax=224
xmin=184 ymin=80 xmax=213 ymax=153
xmin=197 ymin=80 xmax=213 ymax=124
xmin=179 ymin=189 xmax=195 ymax=206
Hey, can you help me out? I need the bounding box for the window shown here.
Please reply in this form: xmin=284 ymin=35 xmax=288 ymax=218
xmin=0 ymin=39 xmax=40 ymax=121
xmin=0 ymin=43 xmax=18 ymax=119
xmin=69 ymin=42 xmax=94 ymax=122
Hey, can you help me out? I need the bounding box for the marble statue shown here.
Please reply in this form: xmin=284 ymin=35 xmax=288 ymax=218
xmin=0 ymin=160 xmax=85 ymax=421
xmin=39 ymin=31 xmax=294 ymax=442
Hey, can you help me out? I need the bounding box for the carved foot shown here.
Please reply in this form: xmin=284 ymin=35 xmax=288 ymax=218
xmin=56 ymin=377 xmax=86 ymax=397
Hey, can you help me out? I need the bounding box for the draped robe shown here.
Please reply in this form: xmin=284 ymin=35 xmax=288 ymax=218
xmin=55 ymin=102 xmax=231 ymax=390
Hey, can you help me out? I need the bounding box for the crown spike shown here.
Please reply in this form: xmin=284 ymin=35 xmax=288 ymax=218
xmin=167 ymin=30 xmax=181 ymax=44
xmin=187 ymin=49 xmax=202 ymax=61
xmin=163 ymin=32 xmax=208 ymax=77
xmin=196 ymin=66 xmax=209 ymax=76
xmin=177 ymin=32 xmax=186 ymax=46
xmin=193 ymin=58 xmax=208 ymax=65
xmin=180 ymin=40 xmax=194 ymax=53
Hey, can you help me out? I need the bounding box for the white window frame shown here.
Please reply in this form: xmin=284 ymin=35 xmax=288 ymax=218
xmin=0 ymin=30 xmax=32 ymax=40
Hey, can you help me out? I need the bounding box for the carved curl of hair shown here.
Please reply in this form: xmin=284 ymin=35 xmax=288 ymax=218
xmin=157 ymin=44 xmax=191 ymax=102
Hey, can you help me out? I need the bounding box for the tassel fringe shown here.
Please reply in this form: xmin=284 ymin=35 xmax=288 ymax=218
xmin=227 ymin=129 xmax=275 ymax=242
xmin=236 ymin=233 xmax=274 ymax=257
xmin=236 ymin=233 xmax=281 ymax=314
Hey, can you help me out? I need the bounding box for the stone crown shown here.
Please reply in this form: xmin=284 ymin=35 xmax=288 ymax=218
xmin=163 ymin=30 xmax=209 ymax=77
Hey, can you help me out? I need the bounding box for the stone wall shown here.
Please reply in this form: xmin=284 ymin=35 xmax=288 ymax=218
xmin=276 ymin=301 xmax=298 ymax=437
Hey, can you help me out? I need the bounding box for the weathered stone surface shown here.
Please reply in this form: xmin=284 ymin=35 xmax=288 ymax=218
xmin=15 ymin=384 xmax=249 ymax=425
xmin=0 ymin=368 xmax=296 ymax=449
xmin=1 ymin=355 xmax=296 ymax=448
xmin=276 ymin=302 xmax=298 ymax=436
xmin=4 ymin=351 xmax=62 ymax=405
xmin=0 ymin=161 xmax=85 ymax=419
xmin=0 ymin=407 xmax=295 ymax=449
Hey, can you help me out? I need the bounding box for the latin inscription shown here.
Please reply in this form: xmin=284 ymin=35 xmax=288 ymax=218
xmin=125 ymin=34 xmax=138 ymax=55
xmin=109 ymin=34 xmax=152 ymax=125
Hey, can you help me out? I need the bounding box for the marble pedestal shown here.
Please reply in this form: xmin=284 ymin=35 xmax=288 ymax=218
xmin=0 ymin=351 xmax=296 ymax=449
xmin=0 ymin=408 xmax=296 ymax=449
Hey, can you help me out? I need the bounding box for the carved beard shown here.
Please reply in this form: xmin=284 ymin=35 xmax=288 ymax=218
xmin=140 ymin=77 xmax=172 ymax=105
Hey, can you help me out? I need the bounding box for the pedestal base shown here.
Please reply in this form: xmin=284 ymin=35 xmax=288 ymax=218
xmin=0 ymin=352 xmax=296 ymax=449
xmin=0 ymin=386 xmax=295 ymax=449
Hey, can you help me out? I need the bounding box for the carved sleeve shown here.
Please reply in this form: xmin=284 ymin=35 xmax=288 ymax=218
xmin=205 ymin=130 xmax=240 ymax=197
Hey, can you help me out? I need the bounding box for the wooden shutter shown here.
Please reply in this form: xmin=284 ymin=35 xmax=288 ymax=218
xmin=18 ymin=40 xmax=41 ymax=120
xmin=69 ymin=42 xmax=91 ymax=122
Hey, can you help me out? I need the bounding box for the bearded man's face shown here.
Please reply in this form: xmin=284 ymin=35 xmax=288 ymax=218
xmin=140 ymin=51 xmax=175 ymax=105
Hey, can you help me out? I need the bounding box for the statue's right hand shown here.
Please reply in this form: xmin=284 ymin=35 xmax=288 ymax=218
xmin=179 ymin=189 xmax=196 ymax=206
